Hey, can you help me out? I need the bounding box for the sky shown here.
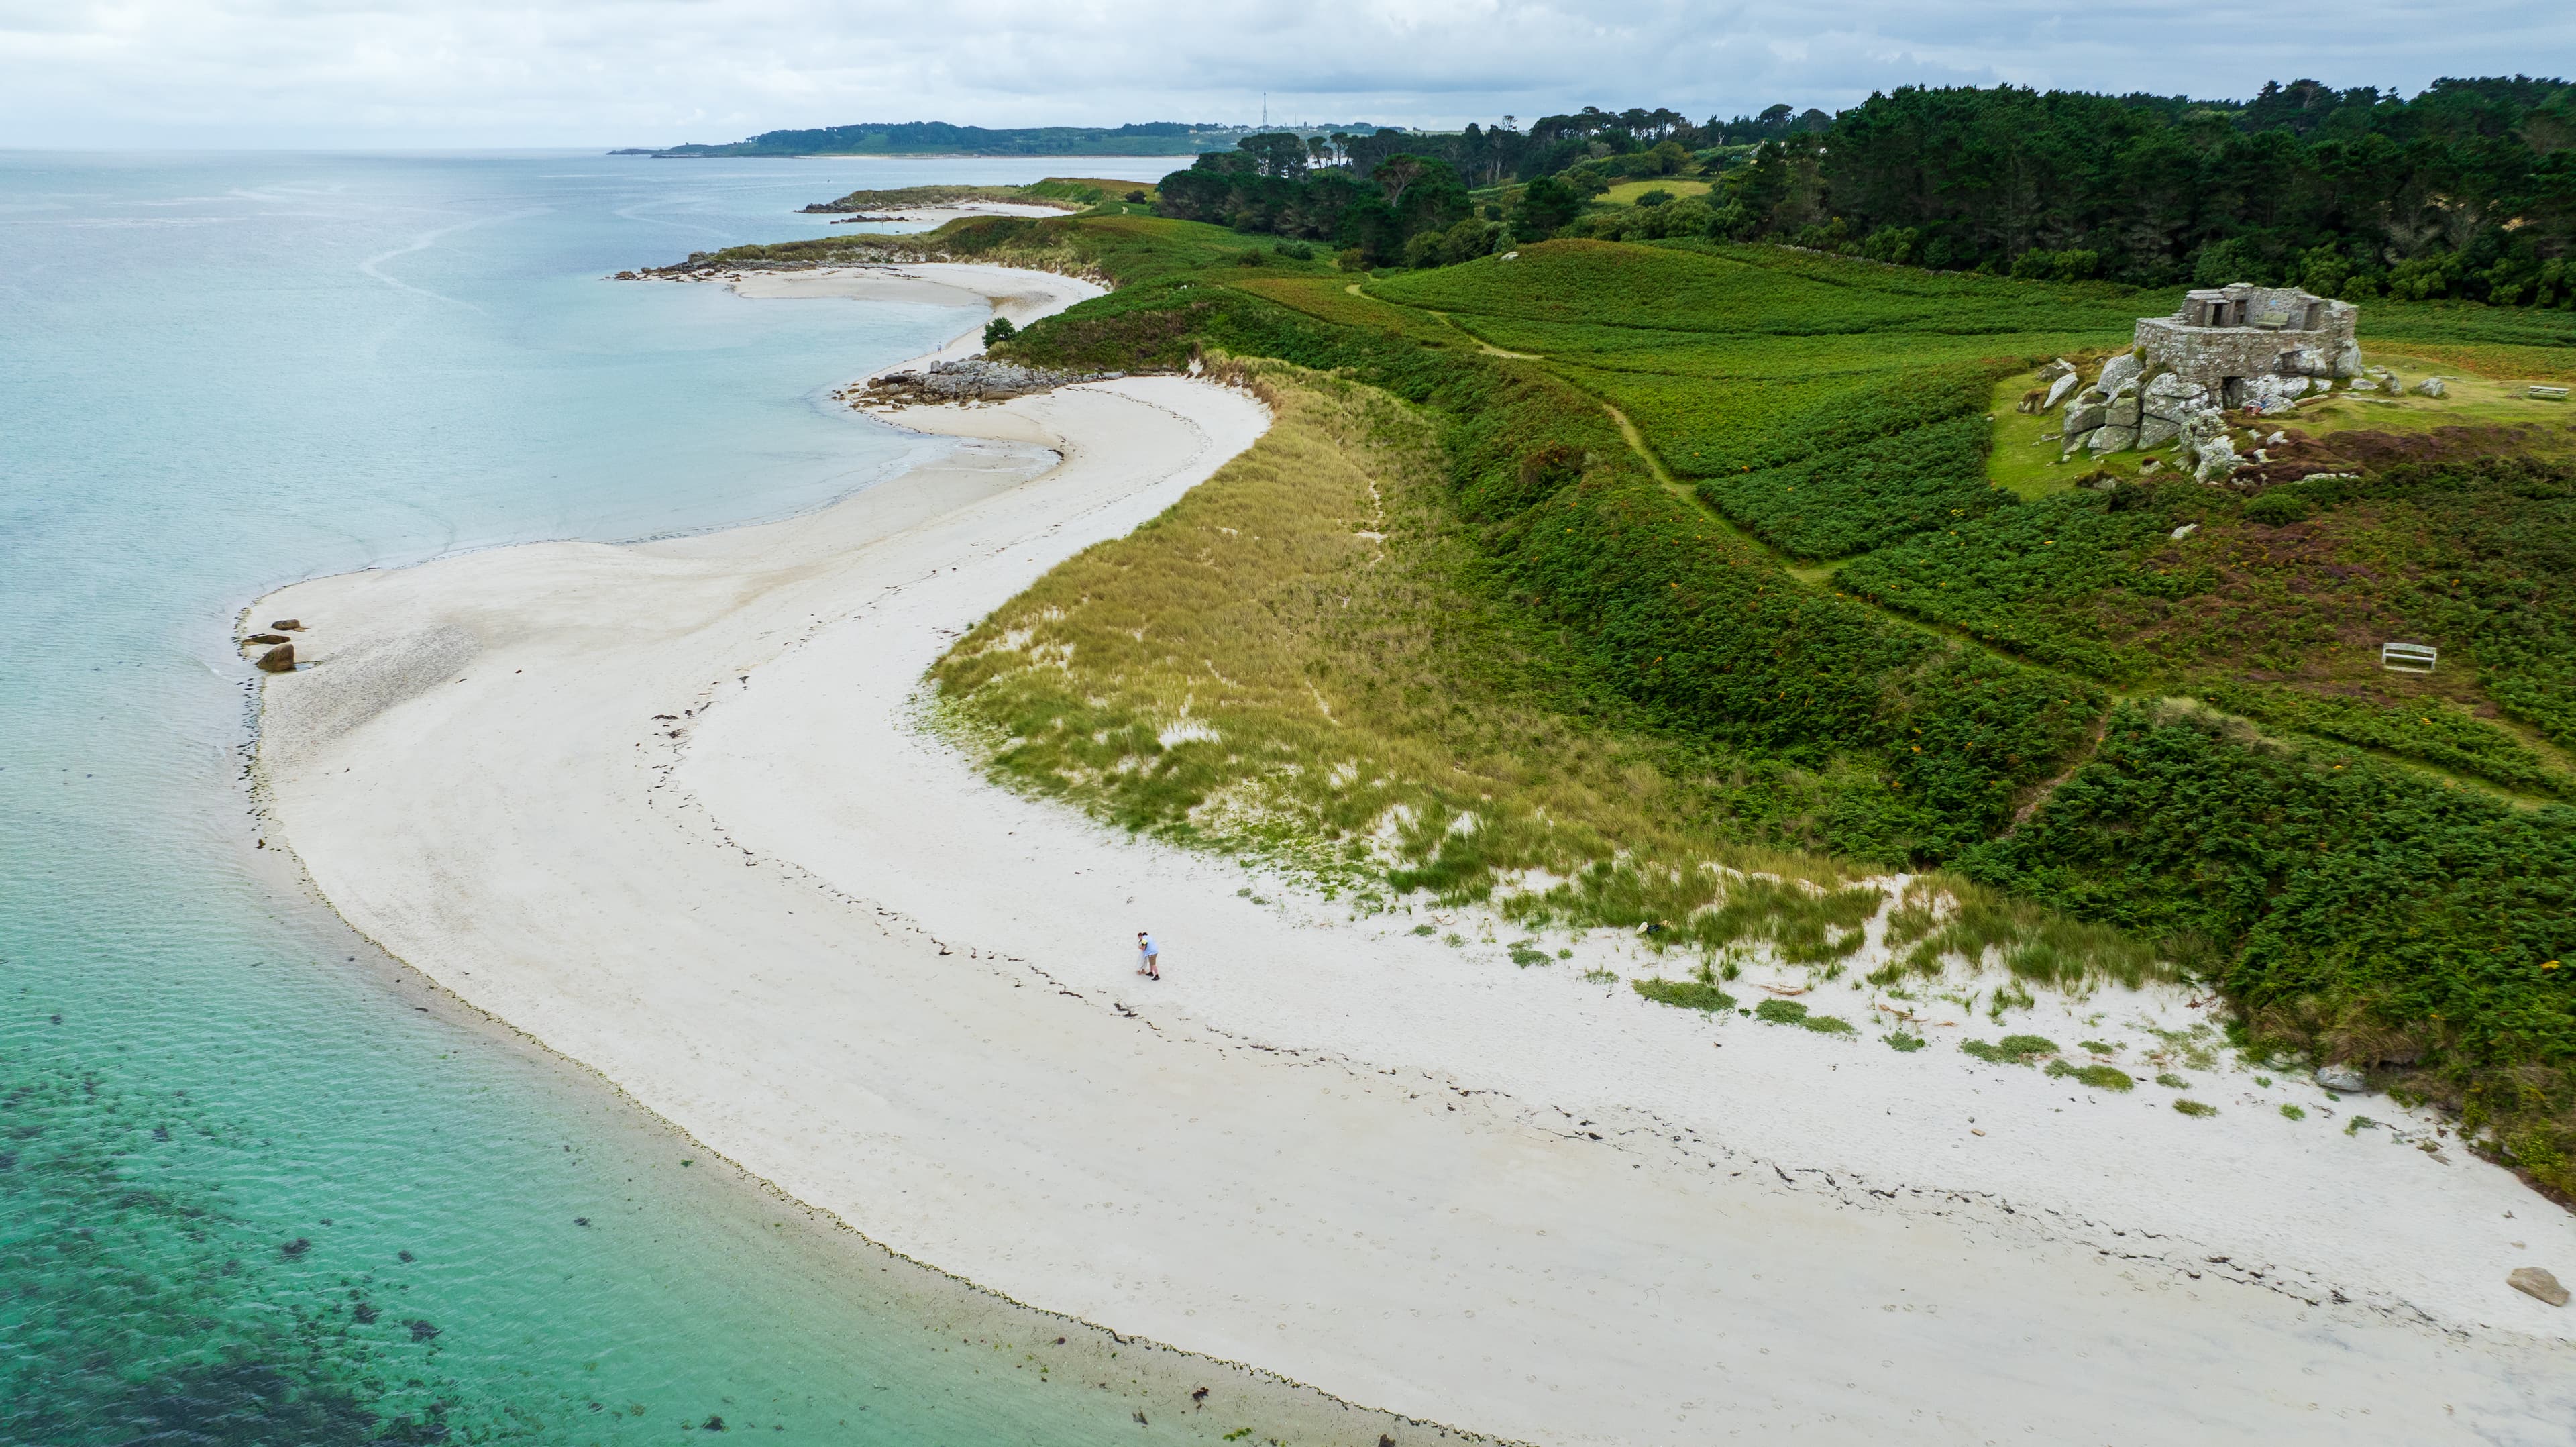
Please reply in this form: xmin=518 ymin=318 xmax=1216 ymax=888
xmin=1 ymin=0 xmax=2569 ymax=149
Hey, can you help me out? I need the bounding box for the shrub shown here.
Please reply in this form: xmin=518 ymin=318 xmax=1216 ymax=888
xmin=1635 ymin=977 xmax=1737 ymax=1012
xmin=2174 ymin=1099 xmax=2218 ymax=1118
xmin=1885 ymin=1030 xmax=1927 ymax=1052
xmin=982 ymin=315 xmax=1017 ymax=347
xmin=1962 ymin=1034 xmax=2059 ymax=1065
xmin=2281 ymin=1103 xmax=2307 ymax=1120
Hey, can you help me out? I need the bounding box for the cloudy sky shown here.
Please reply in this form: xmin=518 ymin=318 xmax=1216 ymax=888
xmin=1 ymin=0 xmax=2566 ymax=148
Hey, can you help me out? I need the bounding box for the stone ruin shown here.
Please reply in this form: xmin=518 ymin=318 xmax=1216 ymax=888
xmin=2032 ymin=285 xmax=2371 ymax=482
xmin=2136 ymin=283 xmax=2361 ymax=408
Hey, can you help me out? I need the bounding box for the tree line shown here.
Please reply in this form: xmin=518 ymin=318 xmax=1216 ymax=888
xmin=1152 ymin=79 xmax=2576 ymax=307
xmin=1758 ymin=78 xmax=2575 ymax=305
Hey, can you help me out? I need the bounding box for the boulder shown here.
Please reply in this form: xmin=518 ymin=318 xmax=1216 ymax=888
xmin=2315 ymin=1063 xmax=2367 ymax=1093
xmin=2137 ymin=416 xmax=2182 ymax=451
xmin=270 ymin=619 xmax=303 ymax=631
xmin=2508 ymin=1266 xmax=2568 ymax=1307
xmin=2379 ymin=372 xmax=2405 ymax=395
xmin=245 ymin=633 xmax=290 ymax=645
xmin=2108 ymin=396 xmax=2141 ymax=427
xmin=2017 ymin=388 xmax=2048 ymax=414
xmin=2097 ymin=352 xmax=2141 ymax=396
xmin=254 ymin=643 xmax=297 ymax=673
xmin=2332 ymin=341 xmax=2365 ymax=377
xmin=2226 ymin=374 xmax=2310 ymax=413
xmin=2086 ymin=423 xmax=2139 ymax=455
xmin=2037 ymin=357 xmax=2077 ymax=384
xmin=2043 ymin=371 xmax=2080 ymax=410
xmin=2063 ymin=398 xmax=2109 ymax=435
xmin=2414 ymin=376 xmax=2447 ymax=398
xmin=2143 ymin=372 xmax=2207 ymax=419
xmin=2192 ymin=435 xmax=2240 ymax=483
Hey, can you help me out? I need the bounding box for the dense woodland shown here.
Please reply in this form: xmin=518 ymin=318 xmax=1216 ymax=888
xmin=1155 ymin=78 xmax=2576 ymax=307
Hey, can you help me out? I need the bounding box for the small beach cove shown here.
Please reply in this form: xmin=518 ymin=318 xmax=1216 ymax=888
xmin=246 ymin=256 xmax=2576 ymax=1443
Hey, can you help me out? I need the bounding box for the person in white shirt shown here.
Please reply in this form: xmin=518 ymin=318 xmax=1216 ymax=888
xmin=1135 ymin=931 xmax=1161 ymax=981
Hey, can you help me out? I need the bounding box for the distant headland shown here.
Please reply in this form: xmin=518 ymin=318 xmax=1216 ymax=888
xmin=627 ymin=120 xmax=1392 ymax=159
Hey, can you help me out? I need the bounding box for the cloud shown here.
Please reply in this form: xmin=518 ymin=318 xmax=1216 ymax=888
xmin=0 ymin=0 xmax=2565 ymax=148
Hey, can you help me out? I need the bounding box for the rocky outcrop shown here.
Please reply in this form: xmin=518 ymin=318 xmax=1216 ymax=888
xmin=856 ymin=358 xmax=1127 ymax=406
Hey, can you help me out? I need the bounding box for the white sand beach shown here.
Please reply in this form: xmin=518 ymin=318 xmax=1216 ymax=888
xmin=254 ymin=265 xmax=2573 ymax=1445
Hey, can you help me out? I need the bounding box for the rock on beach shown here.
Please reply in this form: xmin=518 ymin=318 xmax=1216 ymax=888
xmin=2507 ymin=1266 xmax=2567 ymax=1307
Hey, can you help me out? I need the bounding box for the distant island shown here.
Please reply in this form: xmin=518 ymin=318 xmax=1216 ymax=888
xmin=641 ymin=121 xmax=1393 ymax=158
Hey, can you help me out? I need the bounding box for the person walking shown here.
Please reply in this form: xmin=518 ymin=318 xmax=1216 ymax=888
xmin=1135 ymin=930 xmax=1161 ymax=981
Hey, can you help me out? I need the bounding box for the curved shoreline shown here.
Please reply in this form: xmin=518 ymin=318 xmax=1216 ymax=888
xmin=252 ymin=264 xmax=2572 ymax=1445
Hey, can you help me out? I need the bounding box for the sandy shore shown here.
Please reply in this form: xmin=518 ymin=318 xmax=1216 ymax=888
xmin=254 ymin=265 xmax=2572 ymax=1444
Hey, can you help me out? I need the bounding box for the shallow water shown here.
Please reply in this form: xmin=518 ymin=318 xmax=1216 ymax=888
xmin=0 ymin=150 xmax=1335 ymax=1444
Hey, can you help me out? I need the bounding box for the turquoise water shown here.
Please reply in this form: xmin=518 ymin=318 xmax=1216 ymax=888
xmin=0 ymin=151 xmax=1240 ymax=1444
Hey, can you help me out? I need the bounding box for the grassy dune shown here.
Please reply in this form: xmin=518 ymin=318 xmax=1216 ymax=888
xmin=861 ymin=213 xmax=2576 ymax=1196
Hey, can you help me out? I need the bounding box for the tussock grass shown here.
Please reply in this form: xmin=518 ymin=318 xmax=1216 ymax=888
xmin=1875 ymin=877 xmax=2174 ymax=992
xmin=1633 ymin=977 xmax=1737 ymax=1012
xmin=932 ymin=363 xmax=1854 ymax=924
xmin=2046 ymin=1059 xmax=2135 ymax=1091
xmin=1962 ymin=1034 xmax=2061 ymax=1065
xmin=1754 ymin=998 xmax=1856 ymax=1034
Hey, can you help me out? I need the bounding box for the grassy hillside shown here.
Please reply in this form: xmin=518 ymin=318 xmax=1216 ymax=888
xmin=669 ymin=211 xmax=2576 ymax=1197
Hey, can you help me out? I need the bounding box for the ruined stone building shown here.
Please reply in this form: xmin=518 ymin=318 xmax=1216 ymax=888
xmin=2134 ymin=283 xmax=2363 ymax=407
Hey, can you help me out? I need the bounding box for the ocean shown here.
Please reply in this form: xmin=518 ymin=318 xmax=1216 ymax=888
xmin=0 ymin=150 xmax=1212 ymax=1444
